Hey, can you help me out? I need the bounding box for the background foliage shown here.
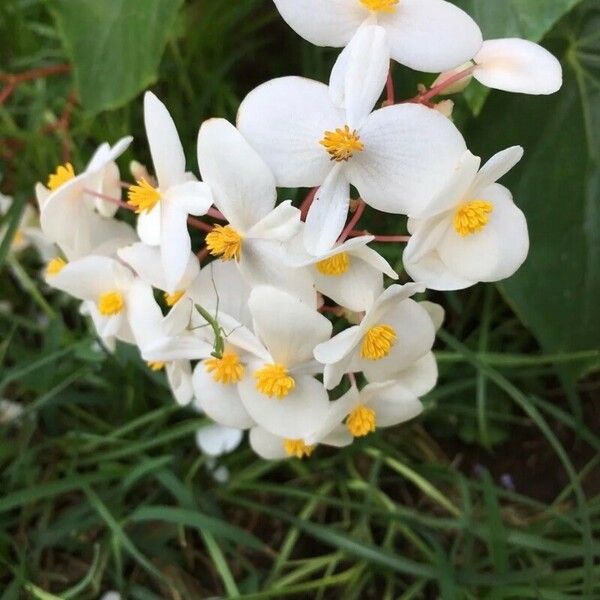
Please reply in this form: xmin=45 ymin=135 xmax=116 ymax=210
xmin=1 ymin=0 xmax=599 ymax=598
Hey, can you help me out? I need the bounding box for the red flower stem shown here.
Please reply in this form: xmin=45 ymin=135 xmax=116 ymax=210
xmin=83 ymin=188 xmax=135 ymax=212
xmin=187 ymin=216 xmax=213 ymax=233
xmin=338 ymin=200 xmax=366 ymax=243
xmin=300 ymin=187 xmax=318 ymax=221
xmin=385 ymin=66 xmax=395 ymax=105
xmin=408 ymin=65 xmax=475 ymax=105
xmin=197 ymin=246 xmax=210 ymax=263
xmin=0 ymin=64 xmax=71 ymax=106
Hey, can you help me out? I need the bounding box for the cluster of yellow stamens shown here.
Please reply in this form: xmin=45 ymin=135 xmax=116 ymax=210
xmin=320 ymin=125 xmax=364 ymax=162
xmin=284 ymin=439 xmax=314 ymax=459
xmin=206 ymin=225 xmax=243 ymax=261
xmin=47 ymin=163 xmax=75 ymax=191
xmin=360 ymin=0 xmax=399 ymax=12
xmin=254 ymin=363 xmax=295 ymax=399
xmin=346 ymin=405 xmax=377 ymax=437
xmin=316 ymin=252 xmax=350 ymax=276
xmin=453 ymin=200 xmax=494 ymax=237
xmin=361 ymin=324 xmax=397 ymax=360
xmin=46 ymin=257 xmax=67 ymax=276
xmin=98 ymin=291 xmax=125 ymax=316
xmin=163 ymin=290 xmax=185 ymax=306
xmin=204 ymin=352 xmax=245 ymax=385
xmin=127 ymin=179 xmax=161 ymax=214
xmin=147 ymin=361 xmax=166 ymax=371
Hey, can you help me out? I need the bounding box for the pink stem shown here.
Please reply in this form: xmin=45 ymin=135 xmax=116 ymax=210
xmin=197 ymin=246 xmax=210 ymax=263
xmin=385 ymin=66 xmax=395 ymax=106
xmin=84 ymin=188 xmax=135 ymax=212
xmin=206 ymin=207 xmax=226 ymax=221
xmin=187 ymin=216 xmax=213 ymax=233
xmin=338 ymin=200 xmax=365 ymax=243
xmin=300 ymin=187 xmax=318 ymax=221
xmin=372 ymin=234 xmax=411 ymax=243
xmin=411 ymin=65 xmax=475 ymax=105
xmin=347 ymin=372 xmax=357 ymax=387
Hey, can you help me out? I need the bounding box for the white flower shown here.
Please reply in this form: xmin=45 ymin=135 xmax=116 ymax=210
xmin=37 ymin=137 xmax=132 ymax=258
xmin=46 ymin=255 xmax=156 ymax=348
xmin=403 ymin=147 xmax=529 ymax=290
xmin=285 ymin=232 xmax=398 ymax=311
xmin=196 ymin=424 xmax=244 ymax=457
xmin=238 ymin=286 xmax=333 ymax=439
xmin=237 ymin=29 xmax=468 ymax=253
xmin=314 ymin=283 xmax=436 ymax=389
xmin=197 ymin=118 xmax=315 ymax=304
xmin=131 ymin=92 xmax=213 ymax=290
xmin=0 ymin=399 xmax=24 ymax=424
xmin=249 ymin=421 xmax=351 ymax=460
xmin=272 ymin=0 xmax=482 ymax=73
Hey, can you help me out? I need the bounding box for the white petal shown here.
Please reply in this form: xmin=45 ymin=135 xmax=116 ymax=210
xmin=118 ymin=243 xmax=167 ymax=290
xmin=160 ymin=203 xmax=192 ymax=292
xmin=315 ymin=326 xmax=362 ymax=390
xmin=362 ymin=381 xmax=423 ymax=427
xmin=437 ymin=184 xmax=529 ymax=283
xmin=304 ymin=164 xmax=349 ymax=255
xmin=143 ymin=333 xmax=213 ymax=362
xmin=237 ymin=77 xmax=345 ymax=187
xmin=248 ymin=286 xmax=331 ymax=367
xmin=330 ymin=23 xmax=390 ymax=127
xmin=365 ymin=282 xmax=425 ymax=326
xmin=125 ymin=279 xmax=164 ymax=350
xmin=305 ymin=386 xmax=358 ymax=444
xmin=272 ymin=0 xmax=365 ymax=47
xmin=195 ymin=424 xmax=244 ymax=457
xmin=347 ymin=104 xmax=467 ymax=214
xmin=419 ymin=302 xmax=445 ymax=332
xmin=94 ymin=162 xmax=121 ymax=217
xmin=246 ymin=201 xmax=301 ymax=242
xmin=192 ymin=365 xmax=254 ymax=429
xmin=350 ymin=244 xmax=398 ymax=279
xmin=471 ymin=146 xmax=524 ymax=195
xmin=239 ymin=373 xmax=330 ymax=439
xmin=249 ymin=427 xmax=287 ymax=460
xmin=380 ymin=0 xmax=482 ymax=72
xmin=473 ymin=39 xmax=562 ymax=95
xmin=197 ymin=118 xmax=277 ymax=230
xmin=144 ymin=92 xmax=186 ymax=190
xmin=137 ymin=204 xmax=161 ymax=246
xmin=167 ymin=361 xmax=194 ymax=406
xmin=166 ymin=181 xmax=213 ymax=217
xmin=393 ymin=351 xmax=439 ymax=397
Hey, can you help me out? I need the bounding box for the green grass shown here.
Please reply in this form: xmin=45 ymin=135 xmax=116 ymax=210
xmin=1 ymin=0 xmax=599 ymax=598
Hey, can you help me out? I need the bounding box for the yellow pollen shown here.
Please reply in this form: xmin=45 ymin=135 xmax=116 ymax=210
xmin=46 ymin=257 xmax=67 ymax=276
xmin=47 ymin=163 xmax=75 ymax=191
xmin=147 ymin=361 xmax=166 ymax=371
xmin=360 ymin=0 xmax=399 ymax=13
xmin=254 ymin=363 xmax=295 ymax=399
xmin=206 ymin=225 xmax=243 ymax=261
xmin=361 ymin=324 xmax=397 ymax=360
xmin=11 ymin=229 xmax=24 ymax=247
xmin=346 ymin=404 xmax=376 ymax=437
xmin=204 ymin=351 xmax=245 ymax=385
xmin=320 ymin=125 xmax=364 ymax=162
xmin=284 ymin=439 xmax=314 ymax=459
xmin=98 ymin=291 xmax=125 ymax=316
xmin=316 ymin=252 xmax=350 ymax=276
xmin=163 ymin=290 xmax=185 ymax=306
xmin=127 ymin=178 xmax=161 ymax=214
xmin=453 ymin=200 xmax=494 ymax=236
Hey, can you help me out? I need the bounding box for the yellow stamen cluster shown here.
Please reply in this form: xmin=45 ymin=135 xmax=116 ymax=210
xmin=147 ymin=361 xmax=166 ymax=371
xmin=163 ymin=290 xmax=185 ymax=306
xmin=254 ymin=363 xmax=295 ymax=399
xmin=346 ymin=404 xmax=376 ymax=437
xmin=47 ymin=163 xmax=75 ymax=191
xmin=98 ymin=291 xmax=125 ymax=316
xmin=316 ymin=252 xmax=350 ymax=276
xmin=360 ymin=0 xmax=399 ymax=12
xmin=284 ymin=439 xmax=314 ymax=459
xmin=320 ymin=125 xmax=364 ymax=162
xmin=206 ymin=225 xmax=243 ymax=261
xmin=204 ymin=351 xmax=245 ymax=385
xmin=361 ymin=324 xmax=397 ymax=360
xmin=46 ymin=257 xmax=67 ymax=276
xmin=127 ymin=179 xmax=161 ymax=214
xmin=453 ymin=200 xmax=494 ymax=237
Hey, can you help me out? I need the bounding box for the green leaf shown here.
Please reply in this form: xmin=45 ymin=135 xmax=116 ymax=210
xmin=48 ymin=0 xmax=183 ymax=114
xmin=465 ymin=6 xmax=600 ymax=380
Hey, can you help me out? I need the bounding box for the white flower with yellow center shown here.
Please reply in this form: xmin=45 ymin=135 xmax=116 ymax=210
xmin=403 ymin=147 xmax=529 ymax=290
xmin=237 ymin=24 xmax=468 ymax=254
xmin=197 ymin=118 xmax=315 ymax=305
xmin=237 ymin=286 xmax=333 ymax=440
xmin=314 ymin=283 xmax=436 ymax=389
xmin=46 ymin=255 xmax=158 ymax=348
xmin=131 ymin=92 xmax=213 ymax=290
xmin=38 ymin=137 xmax=133 ymax=259
xmin=285 ymin=232 xmax=398 ymax=311
xmin=435 ymin=39 xmax=563 ymax=96
xmin=272 ymin=0 xmax=482 ymax=73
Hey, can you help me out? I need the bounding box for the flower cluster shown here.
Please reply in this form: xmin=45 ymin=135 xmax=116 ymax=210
xmin=27 ymin=0 xmax=561 ymax=460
